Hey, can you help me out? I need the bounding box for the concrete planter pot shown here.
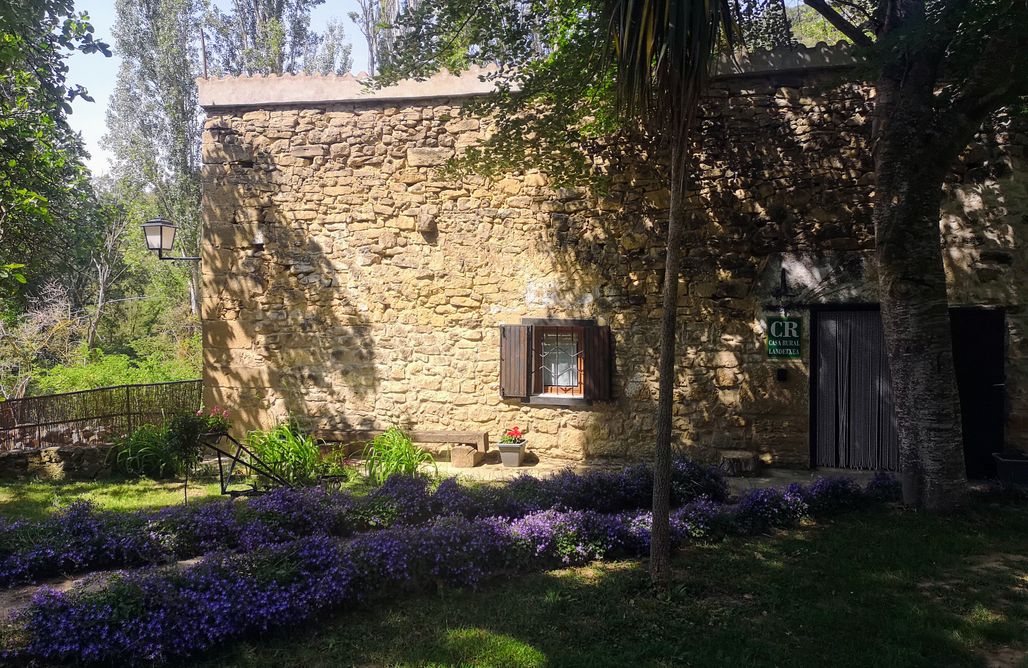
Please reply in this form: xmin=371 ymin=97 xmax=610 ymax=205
xmin=498 ymin=440 xmax=526 ymax=467
xmin=993 ymin=451 xmax=1028 ymax=486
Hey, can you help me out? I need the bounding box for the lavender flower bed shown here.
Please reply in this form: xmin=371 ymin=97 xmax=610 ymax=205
xmin=0 ymin=457 xmax=728 ymax=588
xmin=0 ymin=474 xmax=899 ymax=666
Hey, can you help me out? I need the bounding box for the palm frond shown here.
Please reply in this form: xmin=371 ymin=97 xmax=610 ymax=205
xmin=606 ymin=0 xmax=735 ymax=144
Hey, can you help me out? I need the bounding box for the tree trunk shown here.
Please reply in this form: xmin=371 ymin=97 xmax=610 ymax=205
xmin=188 ymin=265 xmax=201 ymax=317
xmin=85 ymin=279 xmax=105 ymax=350
xmin=650 ymin=149 xmax=687 ymax=590
xmin=873 ymin=56 xmax=967 ymax=511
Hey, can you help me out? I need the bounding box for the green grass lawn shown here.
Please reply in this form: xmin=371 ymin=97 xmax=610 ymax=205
xmin=192 ymin=504 xmax=1028 ymax=668
xmin=0 ymin=477 xmax=224 ymax=520
xmin=0 ymin=474 xmax=376 ymax=521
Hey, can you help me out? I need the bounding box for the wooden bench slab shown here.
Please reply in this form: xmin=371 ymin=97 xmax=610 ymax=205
xmin=315 ymin=429 xmax=489 ymax=454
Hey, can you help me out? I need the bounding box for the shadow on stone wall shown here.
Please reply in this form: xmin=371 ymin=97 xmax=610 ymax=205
xmin=536 ymin=73 xmax=881 ymax=463
xmin=200 ymin=75 xmax=1027 ymax=466
xmin=534 ymin=74 xmax=1026 ymax=465
xmin=203 ymin=121 xmax=379 ymax=436
xmin=940 ymin=114 xmax=1028 ymax=448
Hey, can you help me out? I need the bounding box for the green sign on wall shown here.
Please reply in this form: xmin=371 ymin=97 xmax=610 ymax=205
xmin=767 ymin=316 xmax=802 ymax=358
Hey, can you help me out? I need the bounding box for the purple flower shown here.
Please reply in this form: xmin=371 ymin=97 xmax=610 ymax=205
xmin=791 ymin=477 xmax=868 ymax=517
xmin=3 ymin=468 xmax=890 ymax=665
xmin=732 ymin=487 xmax=808 ymax=534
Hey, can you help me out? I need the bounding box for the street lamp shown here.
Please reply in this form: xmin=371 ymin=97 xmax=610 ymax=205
xmin=141 ymin=217 xmax=199 ymax=261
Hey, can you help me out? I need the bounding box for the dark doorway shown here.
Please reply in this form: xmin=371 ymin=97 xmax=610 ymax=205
xmin=950 ymin=308 xmax=1006 ymax=479
xmin=812 ymin=309 xmax=899 ymax=471
xmin=811 ymin=306 xmax=1007 ymax=479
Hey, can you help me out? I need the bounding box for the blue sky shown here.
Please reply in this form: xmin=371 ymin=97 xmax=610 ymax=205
xmin=66 ymin=1 xmax=369 ymax=175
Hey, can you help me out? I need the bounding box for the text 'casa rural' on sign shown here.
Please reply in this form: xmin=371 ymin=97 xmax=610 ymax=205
xmin=767 ymin=316 xmax=801 ymax=358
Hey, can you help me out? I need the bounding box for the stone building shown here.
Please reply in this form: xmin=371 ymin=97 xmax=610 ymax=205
xmin=197 ymin=43 xmax=1028 ymax=474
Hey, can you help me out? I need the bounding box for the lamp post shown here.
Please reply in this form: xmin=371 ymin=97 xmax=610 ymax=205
xmin=141 ymin=217 xmax=199 ymax=261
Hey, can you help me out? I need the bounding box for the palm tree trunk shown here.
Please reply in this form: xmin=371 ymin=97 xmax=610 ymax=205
xmin=873 ymin=63 xmax=967 ymax=510
xmin=650 ymin=146 xmax=688 ymax=589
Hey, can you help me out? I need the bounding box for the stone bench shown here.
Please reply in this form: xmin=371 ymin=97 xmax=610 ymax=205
xmin=314 ymin=429 xmax=489 ymax=456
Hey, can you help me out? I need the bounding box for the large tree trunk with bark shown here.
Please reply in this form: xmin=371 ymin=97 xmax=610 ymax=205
xmin=872 ymin=44 xmax=967 ymax=510
xmin=650 ymin=148 xmax=688 ymax=590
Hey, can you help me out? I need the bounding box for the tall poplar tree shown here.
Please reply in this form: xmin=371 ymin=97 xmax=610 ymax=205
xmin=206 ymin=0 xmax=328 ymax=75
xmin=106 ymin=0 xmax=204 ymax=315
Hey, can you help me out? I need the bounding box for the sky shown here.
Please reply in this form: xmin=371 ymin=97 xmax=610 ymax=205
xmin=66 ymin=1 xmax=369 ymax=175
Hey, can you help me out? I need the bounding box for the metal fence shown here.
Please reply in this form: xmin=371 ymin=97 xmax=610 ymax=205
xmin=0 ymin=380 xmax=203 ymax=451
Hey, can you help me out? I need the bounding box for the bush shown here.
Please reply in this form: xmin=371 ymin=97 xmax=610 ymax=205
xmin=865 ymin=471 xmax=902 ymax=502
xmin=30 ymin=346 xmax=200 ymax=395
xmin=672 ymin=497 xmax=733 ymax=540
xmin=245 ymin=422 xmax=326 ymax=487
xmin=732 ymin=487 xmax=808 ymax=534
xmin=110 ymin=424 xmax=179 ymax=479
xmin=362 ymin=427 xmax=436 ymax=485
xmin=0 ymin=502 xmax=170 ymax=587
xmin=0 ymin=469 xmax=904 ymax=667
xmin=0 ymin=456 xmax=724 ymax=588
xmin=671 ymin=457 xmax=730 ymax=504
xmin=4 ymin=477 xmax=896 ymax=666
xmin=791 ymin=477 xmax=868 ymax=517
xmin=0 ymin=459 xmax=894 ymax=596
xmin=109 ymin=408 xmax=226 ymax=480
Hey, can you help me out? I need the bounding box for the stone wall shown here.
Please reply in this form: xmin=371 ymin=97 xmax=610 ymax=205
xmin=198 ymin=55 xmax=1028 ymax=465
xmin=0 ymin=444 xmax=115 ymax=481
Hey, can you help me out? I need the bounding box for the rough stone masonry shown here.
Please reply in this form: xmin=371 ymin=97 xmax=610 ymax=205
xmin=197 ymin=43 xmax=1028 ymax=466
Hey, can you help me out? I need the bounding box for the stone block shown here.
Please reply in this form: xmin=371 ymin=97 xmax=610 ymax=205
xmin=407 ymin=147 xmax=453 ymax=166
xmin=719 ymin=449 xmax=761 ymax=477
xmin=450 ymin=445 xmax=483 ymax=468
xmin=290 ymin=145 xmax=326 ymax=158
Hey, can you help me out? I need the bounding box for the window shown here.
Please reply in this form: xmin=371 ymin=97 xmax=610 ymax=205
xmin=535 ymin=327 xmax=584 ymax=396
xmin=499 ymin=319 xmax=613 ymax=405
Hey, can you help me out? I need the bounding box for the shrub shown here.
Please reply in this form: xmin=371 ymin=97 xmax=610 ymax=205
xmin=353 ymin=475 xmax=436 ymax=527
xmin=8 ymin=521 xmax=516 ymax=665
xmin=672 ymin=496 xmax=733 ymax=540
xmin=0 ymin=458 xmax=892 ymax=594
xmin=362 ymin=427 xmax=436 ymax=485
xmin=109 ymin=408 xmax=227 ymax=480
xmin=670 ymin=457 xmax=730 ymax=504
xmin=164 ymin=413 xmax=216 ymax=475
xmin=732 ymin=487 xmax=808 ymax=534
xmin=6 ymin=481 xmax=897 ymax=666
xmin=865 ymin=471 xmax=902 ymax=502
xmin=245 ymin=422 xmax=326 ymax=486
xmin=0 ymin=471 xmax=903 ymax=664
xmin=110 ymin=424 xmax=179 ymax=479
xmin=239 ymin=487 xmax=356 ymax=549
xmin=0 ymin=502 xmax=171 ymax=587
xmin=793 ymin=477 xmax=868 ymax=517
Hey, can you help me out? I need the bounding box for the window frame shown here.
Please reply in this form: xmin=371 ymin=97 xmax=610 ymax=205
xmin=521 ymin=318 xmax=598 ymax=407
xmin=533 ymin=325 xmax=586 ymax=397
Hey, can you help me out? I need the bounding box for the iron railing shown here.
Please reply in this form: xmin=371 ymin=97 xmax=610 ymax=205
xmin=0 ymin=380 xmax=203 ymax=451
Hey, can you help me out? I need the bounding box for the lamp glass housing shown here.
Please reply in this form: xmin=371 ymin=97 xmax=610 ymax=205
xmin=142 ymin=218 xmax=177 ymax=252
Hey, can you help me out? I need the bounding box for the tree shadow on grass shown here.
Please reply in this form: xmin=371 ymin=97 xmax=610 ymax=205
xmin=0 ymin=478 xmax=222 ymax=520
xmin=189 ymin=505 xmax=1028 ymax=668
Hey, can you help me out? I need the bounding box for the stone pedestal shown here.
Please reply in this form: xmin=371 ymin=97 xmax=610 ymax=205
xmin=450 ymin=445 xmax=484 ymax=468
xmin=720 ymin=449 xmax=761 ymax=477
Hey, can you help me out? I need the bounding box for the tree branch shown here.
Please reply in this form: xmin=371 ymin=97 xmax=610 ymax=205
xmin=936 ymin=22 xmax=1028 ymax=160
xmin=803 ymin=0 xmax=875 ymax=46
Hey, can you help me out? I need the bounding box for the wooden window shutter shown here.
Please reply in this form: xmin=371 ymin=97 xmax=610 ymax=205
xmin=499 ymin=325 xmax=531 ymax=399
xmin=583 ymin=325 xmax=613 ymax=401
